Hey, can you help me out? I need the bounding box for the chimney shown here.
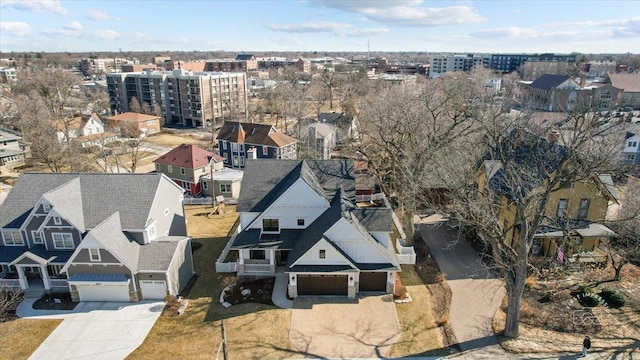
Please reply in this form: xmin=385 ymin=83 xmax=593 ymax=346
xmin=580 ymin=74 xmax=586 ymax=88
xmin=547 ymin=130 xmax=560 ymax=144
xmin=247 ymin=146 xmax=257 ymax=159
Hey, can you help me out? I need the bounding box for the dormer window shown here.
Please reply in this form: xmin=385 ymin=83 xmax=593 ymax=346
xmin=43 ymin=203 xmax=51 ymax=212
xmin=53 ymin=216 xmax=62 ymax=225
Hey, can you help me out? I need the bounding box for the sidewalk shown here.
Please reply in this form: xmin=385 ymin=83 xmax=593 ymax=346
xmin=271 ymin=267 xmax=293 ymax=309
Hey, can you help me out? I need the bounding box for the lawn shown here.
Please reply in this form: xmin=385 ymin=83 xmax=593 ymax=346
xmin=127 ymin=205 xmax=296 ymax=359
xmin=0 ymin=319 xmax=62 ymax=360
xmin=389 ymin=264 xmax=447 ymax=358
xmin=145 ymin=133 xmax=208 ymax=148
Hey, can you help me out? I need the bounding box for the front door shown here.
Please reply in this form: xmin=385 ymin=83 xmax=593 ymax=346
xmin=277 ymin=251 xmax=290 ymax=265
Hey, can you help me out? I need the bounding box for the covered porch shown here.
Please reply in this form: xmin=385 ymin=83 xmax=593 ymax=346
xmin=4 ymin=251 xmax=68 ymax=295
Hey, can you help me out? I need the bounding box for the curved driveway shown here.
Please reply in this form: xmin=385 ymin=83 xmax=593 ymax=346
xmin=417 ymin=217 xmax=506 ymax=358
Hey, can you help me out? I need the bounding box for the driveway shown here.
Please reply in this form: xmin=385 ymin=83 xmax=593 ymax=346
xmin=417 ymin=217 xmax=506 ymax=357
xmin=289 ymin=295 xmax=401 ymax=358
xmin=17 ymin=299 xmax=164 ymax=360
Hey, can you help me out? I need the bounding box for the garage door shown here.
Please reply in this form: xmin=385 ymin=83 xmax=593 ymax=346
xmin=298 ymin=275 xmax=348 ymax=295
xmin=140 ymin=280 xmax=167 ymax=300
xmin=359 ymin=272 xmax=387 ymax=292
xmin=77 ymin=283 xmax=130 ymax=302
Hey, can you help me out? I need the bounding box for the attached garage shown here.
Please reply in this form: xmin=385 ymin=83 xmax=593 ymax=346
xmin=298 ymin=274 xmax=348 ymax=295
xmin=76 ymin=283 xmax=130 ymax=302
xmin=140 ymin=280 xmax=167 ymax=300
xmin=359 ymin=272 xmax=387 ymax=292
xmin=68 ymin=274 xmax=131 ymax=302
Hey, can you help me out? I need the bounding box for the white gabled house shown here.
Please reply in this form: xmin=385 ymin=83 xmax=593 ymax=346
xmin=231 ymin=159 xmax=400 ymax=298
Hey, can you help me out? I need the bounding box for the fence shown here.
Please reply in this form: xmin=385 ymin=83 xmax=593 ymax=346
xmin=215 ymin=234 xmax=237 ymax=273
xmin=183 ymin=197 xmax=213 ymax=205
xmin=355 ymin=193 xmax=386 ymax=202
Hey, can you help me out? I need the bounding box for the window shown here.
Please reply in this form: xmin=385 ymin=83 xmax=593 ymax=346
xmin=155 ymin=163 xmax=161 ymax=171
xmin=578 ymin=199 xmax=590 ymax=219
xmin=89 ymin=248 xmax=101 ymax=262
xmin=626 ymin=153 xmax=636 ymax=160
xmin=181 ymin=181 xmax=191 ymax=190
xmin=556 ymin=199 xmax=568 ymax=219
xmin=53 ymin=216 xmax=62 ymax=225
xmin=250 ymin=250 xmax=266 ymax=260
xmin=262 ymin=146 xmax=268 ymax=156
xmin=147 ymin=120 xmax=155 ymax=126
xmin=52 ymin=233 xmax=74 ymax=249
xmin=319 ymin=249 xmax=326 ymax=259
xmin=32 ymin=231 xmax=43 ymax=244
xmin=233 ymin=156 xmax=239 ymax=166
xmin=232 ymin=143 xmax=238 ymax=152
xmin=297 ymin=219 xmax=305 ymax=226
xmin=43 ymin=203 xmax=51 ymax=212
xmin=167 ymin=165 xmax=173 ymax=173
xmin=203 ymin=181 xmax=208 ymax=190
xmin=2 ymin=231 xmax=23 ymax=246
xmin=262 ymin=218 xmax=279 ymax=232
xmin=180 ymin=167 xmax=186 ymax=175
xmin=219 ymin=183 xmax=231 ymax=193
xmin=222 ymin=141 xmax=227 ymax=150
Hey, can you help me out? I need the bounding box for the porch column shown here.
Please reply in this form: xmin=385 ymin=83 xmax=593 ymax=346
xmin=269 ymin=250 xmax=276 ymax=274
xmin=16 ymin=266 xmax=28 ymax=289
xmin=41 ymin=265 xmax=51 ymax=291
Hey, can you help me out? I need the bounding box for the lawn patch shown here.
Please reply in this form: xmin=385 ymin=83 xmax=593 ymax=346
xmin=0 ymin=318 xmax=61 ymax=360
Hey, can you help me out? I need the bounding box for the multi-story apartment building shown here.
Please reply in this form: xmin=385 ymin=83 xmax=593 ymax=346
xmin=484 ymin=53 xmax=576 ymax=74
xmin=428 ymin=54 xmax=483 ymax=79
xmin=107 ymin=69 xmax=247 ymax=128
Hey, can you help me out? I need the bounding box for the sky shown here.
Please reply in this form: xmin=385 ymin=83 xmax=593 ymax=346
xmin=0 ymin=0 xmax=639 ymax=54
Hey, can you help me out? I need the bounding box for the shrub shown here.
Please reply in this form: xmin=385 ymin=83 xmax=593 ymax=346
xmin=600 ymin=288 xmax=626 ymax=308
xmin=579 ymin=284 xmax=594 ymax=294
xmin=525 ymin=276 xmax=537 ymax=289
xmin=581 ymin=293 xmax=600 ymax=307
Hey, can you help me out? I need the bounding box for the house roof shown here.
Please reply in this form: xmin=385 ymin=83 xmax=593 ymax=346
xmin=86 ymin=212 xmax=140 ymax=271
xmin=352 ymin=208 xmax=394 ymax=232
xmin=216 ymin=121 xmax=297 ymax=147
xmin=42 ymin=177 xmax=86 ymax=232
xmin=0 ymin=129 xmax=21 ymax=142
xmin=68 ymin=274 xmax=129 ymax=282
xmin=237 ymin=159 xmax=355 ymax=212
xmin=138 ymin=237 xmax=186 ymax=271
xmin=235 ymin=54 xmax=255 ymax=61
xmin=319 ymin=112 xmax=347 ymax=124
xmin=106 ymin=112 xmax=161 ymax=123
xmin=154 ymin=144 xmax=220 ymax=169
xmin=52 ymin=113 xmax=102 ymax=132
xmin=308 ymin=122 xmax=336 ymax=138
xmin=608 ymin=73 xmax=640 ymax=92
xmin=0 ymin=173 xmax=170 ymax=230
xmin=530 ymin=74 xmax=573 ymax=91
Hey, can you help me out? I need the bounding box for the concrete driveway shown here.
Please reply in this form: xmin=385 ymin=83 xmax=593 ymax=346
xmin=289 ymin=295 xmax=401 ymax=359
xmin=17 ymin=299 xmax=164 ymax=360
xmin=417 ymin=218 xmax=506 ymax=358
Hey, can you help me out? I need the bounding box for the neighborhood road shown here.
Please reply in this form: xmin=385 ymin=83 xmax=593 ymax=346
xmin=18 ymin=299 xmax=164 ymax=360
xmin=417 ymin=217 xmax=507 ymax=358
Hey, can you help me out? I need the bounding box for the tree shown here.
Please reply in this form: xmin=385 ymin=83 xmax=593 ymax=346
xmin=607 ymin=175 xmax=640 ymax=279
xmin=118 ymin=123 xmax=150 ymax=173
xmin=359 ymin=70 xmax=627 ymax=339
xmin=320 ymin=68 xmax=339 ymax=110
xmin=129 ymin=96 xmax=143 ymax=114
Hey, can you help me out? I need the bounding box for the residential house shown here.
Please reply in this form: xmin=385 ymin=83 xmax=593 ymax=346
xmin=0 ymin=129 xmax=25 ymax=171
xmin=0 ymin=173 xmax=194 ymax=302
xmin=524 ymin=74 xmax=622 ymax=112
xmin=230 ymin=159 xmax=400 ymax=298
xmin=201 ymin=168 xmax=244 ymax=201
xmin=623 ymin=124 xmax=640 ymax=164
xmin=154 ymin=143 xmax=224 ymax=196
xmin=52 ymin=113 xmax=118 ymax=147
xmin=105 ymin=112 xmax=161 ymax=137
xmin=607 ymin=73 xmax=640 ymax=109
xmin=476 ymin=131 xmax=619 ymax=258
xmin=216 ymin=121 xmax=297 ymax=169
xmin=305 ymin=122 xmax=336 ymax=160
xmin=318 ymin=112 xmax=359 ymax=144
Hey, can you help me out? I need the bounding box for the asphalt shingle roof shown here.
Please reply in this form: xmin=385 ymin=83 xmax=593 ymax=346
xmin=608 ymin=73 xmax=640 ymax=92
xmin=530 ymin=74 xmax=574 ymax=91
xmin=0 ymin=173 xmax=165 ymax=230
xmin=216 ymin=121 xmax=297 ymax=148
xmin=154 ymin=144 xmax=220 ymax=168
xmin=138 ymin=237 xmax=186 ymax=271
xmin=85 ymin=212 xmax=140 ymax=272
xmin=352 ymin=208 xmax=394 ymax=232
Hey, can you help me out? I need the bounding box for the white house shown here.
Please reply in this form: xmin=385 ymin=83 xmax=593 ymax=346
xmin=230 ymin=159 xmax=400 ymax=299
xmin=52 ymin=113 xmax=117 ymax=147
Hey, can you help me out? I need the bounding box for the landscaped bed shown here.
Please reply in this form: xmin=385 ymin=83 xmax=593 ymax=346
xmin=221 ymin=277 xmax=275 ymax=307
xmin=33 ymin=292 xmax=78 ymax=311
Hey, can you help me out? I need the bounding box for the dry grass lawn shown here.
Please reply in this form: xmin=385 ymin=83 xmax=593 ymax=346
xmin=146 ymin=133 xmax=207 ymax=148
xmin=128 ymin=205 xmax=296 ymax=359
xmin=0 ymin=318 xmax=62 ymax=360
xmin=390 ymin=265 xmax=447 ymax=358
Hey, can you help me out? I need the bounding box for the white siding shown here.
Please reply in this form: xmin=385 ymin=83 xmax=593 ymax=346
xmin=327 ymin=219 xmax=390 ymax=263
xmin=240 ymin=213 xmax=259 ymax=230
xmin=295 ymin=239 xmax=351 ymax=266
xmin=81 ymin=117 xmax=104 ymax=136
xmin=248 ymin=179 xmax=329 ymax=230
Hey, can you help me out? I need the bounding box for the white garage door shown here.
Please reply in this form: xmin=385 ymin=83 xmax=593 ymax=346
xmin=140 ymin=280 xmax=167 ymax=300
xmin=77 ymin=283 xmax=130 ymax=302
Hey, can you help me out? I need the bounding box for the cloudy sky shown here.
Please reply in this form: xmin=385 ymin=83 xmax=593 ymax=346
xmin=1 ymin=0 xmax=639 ymax=53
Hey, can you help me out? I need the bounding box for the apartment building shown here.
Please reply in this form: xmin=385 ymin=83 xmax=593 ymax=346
xmin=107 ymin=69 xmax=247 ymax=128
xmin=484 ymin=53 xmax=576 ymax=73
xmin=428 ymin=54 xmax=483 ymax=79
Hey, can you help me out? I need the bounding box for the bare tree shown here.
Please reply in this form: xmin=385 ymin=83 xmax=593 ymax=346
xmin=320 ymin=68 xmax=339 ymax=110
xmin=118 ymin=123 xmax=149 ymax=173
xmin=129 ymin=96 xmax=143 ymax=114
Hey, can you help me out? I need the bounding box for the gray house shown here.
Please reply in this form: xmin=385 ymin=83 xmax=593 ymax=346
xmin=0 ymin=173 xmax=194 ymax=302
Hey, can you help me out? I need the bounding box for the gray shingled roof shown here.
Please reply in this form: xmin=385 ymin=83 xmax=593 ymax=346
xmin=530 ymin=74 xmax=574 ymax=91
xmin=138 ymin=237 xmax=186 ymax=271
xmin=352 ymin=208 xmax=394 ymax=232
xmin=85 ymin=212 xmax=140 ymax=271
xmin=42 ymin=177 xmax=86 ymax=232
xmin=0 ymin=173 xmax=166 ymax=229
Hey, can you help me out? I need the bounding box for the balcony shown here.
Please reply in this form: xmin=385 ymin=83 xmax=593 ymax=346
xmin=238 ymin=259 xmax=273 ymax=274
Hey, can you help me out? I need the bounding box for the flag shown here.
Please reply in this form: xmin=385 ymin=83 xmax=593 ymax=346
xmin=557 ymin=247 xmax=564 ymax=263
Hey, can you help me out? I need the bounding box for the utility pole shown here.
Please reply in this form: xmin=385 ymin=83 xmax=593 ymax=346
xmin=221 ymin=320 xmax=228 ymax=360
